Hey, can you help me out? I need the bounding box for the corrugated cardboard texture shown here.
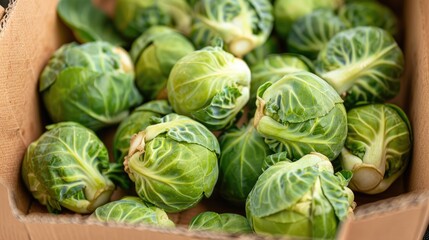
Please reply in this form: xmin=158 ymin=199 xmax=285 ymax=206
xmin=0 ymin=0 xmax=73 ymax=213
xmin=1 ymin=0 xmax=429 ymax=239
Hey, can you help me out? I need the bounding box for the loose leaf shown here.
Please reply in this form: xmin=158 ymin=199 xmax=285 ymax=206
xmin=57 ymin=0 xmax=127 ymax=46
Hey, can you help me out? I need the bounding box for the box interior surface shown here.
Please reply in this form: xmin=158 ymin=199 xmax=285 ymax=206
xmin=1 ymin=0 xmax=429 ymax=239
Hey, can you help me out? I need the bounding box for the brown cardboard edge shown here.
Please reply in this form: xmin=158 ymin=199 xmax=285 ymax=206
xmin=0 ymin=6 xmax=4 ymax=20
xmin=0 ymin=0 xmax=16 ymax=34
xmin=337 ymin=192 xmax=429 ymax=240
xmin=0 ymin=0 xmax=428 ymax=239
xmin=1 ymin=182 xmax=295 ymax=240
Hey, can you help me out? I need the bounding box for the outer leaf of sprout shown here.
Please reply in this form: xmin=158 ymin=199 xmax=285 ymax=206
xmin=21 ymin=122 xmax=115 ymax=214
xmin=315 ymin=27 xmax=404 ymax=108
xmin=339 ymin=104 xmax=412 ymax=194
xmin=124 ymin=114 xmax=219 ymax=212
xmin=246 ymin=153 xmax=354 ymax=238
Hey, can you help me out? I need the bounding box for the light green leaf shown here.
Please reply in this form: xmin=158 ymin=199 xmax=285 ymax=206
xmin=21 ymin=122 xmax=115 ymax=214
xmin=248 ymin=161 xmax=319 ymax=217
xmin=189 ymin=212 xmax=252 ymax=233
xmin=93 ymin=196 xmax=175 ymax=227
xmin=315 ymin=27 xmax=404 ymax=108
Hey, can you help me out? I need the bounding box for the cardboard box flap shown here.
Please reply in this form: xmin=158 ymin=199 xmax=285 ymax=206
xmin=1 ymin=0 xmax=429 ymax=239
xmin=338 ymin=191 xmax=429 ymax=240
xmin=405 ymin=0 xmax=429 ymax=192
xmin=0 ymin=6 xmax=4 ymax=21
xmin=0 ymin=0 xmax=13 ymax=31
xmin=0 ymin=0 xmax=73 ymax=213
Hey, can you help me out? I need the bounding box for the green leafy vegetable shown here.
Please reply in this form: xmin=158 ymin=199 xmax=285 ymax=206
xmin=114 ymin=0 xmax=192 ymax=39
xmin=218 ymin=119 xmax=272 ymax=205
xmin=21 ymin=122 xmax=116 ymax=214
xmin=273 ymin=0 xmax=343 ymax=39
xmin=339 ymin=2 xmax=399 ymax=36
xmin=246 ymin=153 xmax=355 ymax=239
xmin=39 ymin=41 xmax=143 ymax=131
xmin=288 ymin=9 xmax=348 ymax=59
xmin=167 ymin=46 xmax=250 ymax=130
xmin=124 ymin=114 xmax=220 ymax=212
xmin=130 ymin=26 xmax=195 ymax=100
xmin=254 ymin=71 xmax=347 ymax=161
xmin=189 ymin=211 xmax=252 ymax=233
xmin=339 ymin=104 xmax=412 ymax=194
xmin=249 ymin=53 xmax=311 ymax=111
xmin=57 ymin=0 xmax=127 ymax=46
xmin=92 ymin=196 xmax=175 ymax=227
xmin=190 ymin=0 xmax=274 ymax=57
xmin=315 ymin=27 xmax=404 ymax=108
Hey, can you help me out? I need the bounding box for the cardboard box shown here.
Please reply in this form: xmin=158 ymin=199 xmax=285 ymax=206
xmin=1 ymin=0 xmax=429 ymax=239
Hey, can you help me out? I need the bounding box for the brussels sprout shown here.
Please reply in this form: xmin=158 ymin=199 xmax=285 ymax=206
xmin=157 ymin=0 xmax=193 ymax=35
xmin=167 ymin=46 xmax=250 ymax=130
xmin=21 ymin=122 xmax=115 ymax=214
xmin=315 ymin=27 xmax=404 ymax=108
xmin=287 ymin=9 xmax=348 ymax=59
xmin=92 ymin=196 xmax=175 ymax=227
xmin=113 ymin=100 xmax=173 ymax=164
xmin=189 ymin=211 xmax=252 ymax=233
xmin=243 ymin=36 xmax=281 ymax=67
xmin=190 ymin=0 xmax=273 ymax=57
xmin=246 ymin=153 xmax=355 ymax=238
xmin=339 ymin=104 xmax=412 ymax=194
xmin=262 ymin=151 xmax=290 ymax=171
xmin=249 ymin=54 xmax=312 ymax=111
xmin=273 ymin=0 xmax=343 ymax=39
xmin=129 ymin=26 xmax=195 ymax=100
xmin=57 ymin=0 xmax=127 ymax=46
xmin=124 ymin=114 xmax=220 ymax=212
xmin=254 ymin=71 xmax=347 ymax=161
xmin=218 ymin=119 xmax=272 ymax=205
xmin=39 ymin=41 xmax=143 ymax=131
xmin=114 ymin=0 xmax=192 ymax=39
xmin=338 ymin=2 xmax=399 ymax=36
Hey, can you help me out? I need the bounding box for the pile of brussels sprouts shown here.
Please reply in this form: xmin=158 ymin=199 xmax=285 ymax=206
xmin=21 ymin=0 xmax=413 ymax=238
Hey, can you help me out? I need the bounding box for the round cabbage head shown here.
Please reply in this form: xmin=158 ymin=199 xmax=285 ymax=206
xmin=39 ymin=41 xmax=142 ymax=131
xmin=246 ymin=153 xmax=355 ymax=239
xmin=167 ymin=46 xmax=250 ymax=130
xmin=21 ymin=122 xmax=116 ymax=214
xmin=124 ymin=114 xmax=220 ymax=212
xmin=340 ymin=104 xmax=412 ymax=194
xmin=254 ymin=71 xmax=347 ymax=161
